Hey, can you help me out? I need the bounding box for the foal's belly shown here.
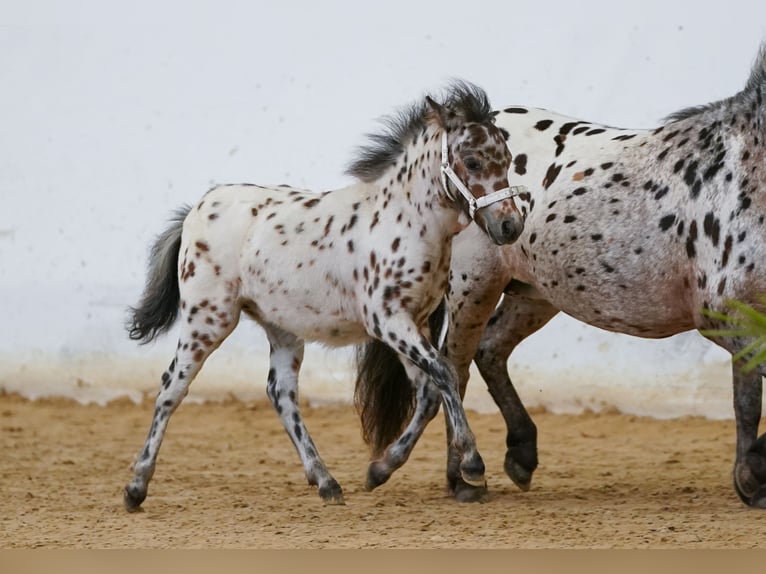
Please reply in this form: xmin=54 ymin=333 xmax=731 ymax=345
xmin=241 ymin=285 xmax=369 ymax=347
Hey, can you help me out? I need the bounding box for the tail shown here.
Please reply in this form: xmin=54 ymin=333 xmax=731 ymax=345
xmin=354 ymin=298 xmax=449 ymax=457
xmin=354 ymin=341 xmax=414 ymax=457
xmin=127 ymin=205 xmax=191 ymax=343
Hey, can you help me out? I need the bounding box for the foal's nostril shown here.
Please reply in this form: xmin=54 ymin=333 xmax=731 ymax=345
xmin=501 ymin=220 xmax=518 ymax=241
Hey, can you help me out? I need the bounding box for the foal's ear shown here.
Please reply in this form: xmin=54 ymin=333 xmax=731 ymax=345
xmin=425 ymin=95 xmax=447 ymax=128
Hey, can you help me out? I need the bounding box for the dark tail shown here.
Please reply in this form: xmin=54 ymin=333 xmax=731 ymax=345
xmin=127 ymin=205 xmax=191 ymax=343
xmin=354 ymin=341 xmax=414 ymax=457
xmin=354 ymin=298 xmax=448 ymax=457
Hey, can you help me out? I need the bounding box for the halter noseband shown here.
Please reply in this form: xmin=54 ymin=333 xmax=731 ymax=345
xmin=440 ymin=131 xmax=526 ymax=220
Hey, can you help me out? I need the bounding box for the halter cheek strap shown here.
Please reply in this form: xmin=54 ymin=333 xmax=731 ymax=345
xmin=440 ymin=132 xmax=527 ymax=220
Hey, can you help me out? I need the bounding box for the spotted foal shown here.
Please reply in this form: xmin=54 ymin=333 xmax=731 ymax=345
xmin=123 ymin=81 xmax=523 ymax=511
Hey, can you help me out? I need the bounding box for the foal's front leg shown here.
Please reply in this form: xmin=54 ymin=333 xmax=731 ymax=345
xmin=263 ymin=325 xmax=344 ymax=504
xmin=366 ymin=319 xmax=485 ymax=491
xmin=365 ymin=365 xmax=443 ymax=490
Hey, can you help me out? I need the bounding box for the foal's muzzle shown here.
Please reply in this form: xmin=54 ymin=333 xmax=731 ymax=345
xmin=483 ymin=210 xmax=524 ymax=245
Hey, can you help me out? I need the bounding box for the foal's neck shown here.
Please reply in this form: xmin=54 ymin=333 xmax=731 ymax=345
xmin=369 ymin=127 xmax=458 ymax=229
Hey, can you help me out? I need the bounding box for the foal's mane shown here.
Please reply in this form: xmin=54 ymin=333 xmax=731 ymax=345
xmin=664 ymin=42 xmax=766 ymax=124
xmin=346 ymin=80 xmax=494 ymax=183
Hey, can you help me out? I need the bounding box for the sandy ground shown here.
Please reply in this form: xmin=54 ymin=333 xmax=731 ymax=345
xmin=1 ymin=392 xmax=765 ymax=549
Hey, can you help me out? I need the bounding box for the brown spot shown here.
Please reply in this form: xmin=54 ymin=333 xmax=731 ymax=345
xmin=195 ymin=241 xmax=209 ymax=252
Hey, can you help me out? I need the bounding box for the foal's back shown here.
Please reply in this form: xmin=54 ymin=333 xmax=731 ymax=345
xmin=182 ymin=183 xmax=372 ymax=345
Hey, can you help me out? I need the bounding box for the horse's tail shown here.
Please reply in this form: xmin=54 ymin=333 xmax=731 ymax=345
xmin=127 ymin=205 xmax=191 ymax=344
xmin=354 ymin=298 xmax=448 ymax=457
xmin=354 ymin=341 xmax=414 ymax=457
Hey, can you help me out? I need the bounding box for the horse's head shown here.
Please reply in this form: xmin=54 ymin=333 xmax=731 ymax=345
xmin=426 ymin=86 xmax=524 ymax=245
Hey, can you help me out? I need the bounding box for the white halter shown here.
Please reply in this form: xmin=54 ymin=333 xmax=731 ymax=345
xmin=440 ymin=131 xmax=527 ymax=220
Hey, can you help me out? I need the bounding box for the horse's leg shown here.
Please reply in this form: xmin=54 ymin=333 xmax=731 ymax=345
xmin=367 ymin=318 xmax=485 ymax=491
xmin=365 ymin=364 xmax=443 ymax=491
xmin=124 ymin=298 xmax=240 ymax=512
xmin=732 ymin=362 xmax=766 ymax=507
xmin=262 ymin=325 xmax=344 ymax=504
xmin=440 ymin=256 xmax=510 ymax=501
xmin=474 ymin=292 xmax=559 ymax=491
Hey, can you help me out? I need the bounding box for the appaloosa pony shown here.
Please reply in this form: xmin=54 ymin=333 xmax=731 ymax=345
xmin=357 ymin=46 xmax=766 ymax=507
xmin=123 ymin=82 xmax=524 ymax=511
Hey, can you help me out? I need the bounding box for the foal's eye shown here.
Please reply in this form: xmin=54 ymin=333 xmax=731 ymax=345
xmin=463 ymin=156 xmax=482 ymax=171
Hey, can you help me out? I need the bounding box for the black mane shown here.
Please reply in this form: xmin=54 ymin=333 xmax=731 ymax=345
xmin=346 ymin=80 xmax=493 ymax=183
xmin=664 ymin=42 xmax=766 ymax=124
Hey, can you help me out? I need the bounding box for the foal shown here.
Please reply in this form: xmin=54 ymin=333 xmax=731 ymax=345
xmin=123 ymin=82 xmax=523 ymax=510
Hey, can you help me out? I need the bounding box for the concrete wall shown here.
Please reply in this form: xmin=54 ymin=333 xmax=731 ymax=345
xmin=2 ymin=0 xmax=766 ymax=418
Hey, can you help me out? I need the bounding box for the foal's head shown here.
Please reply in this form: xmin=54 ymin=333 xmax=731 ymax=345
xmin=426 ymin=83 xmax=523 ymax=245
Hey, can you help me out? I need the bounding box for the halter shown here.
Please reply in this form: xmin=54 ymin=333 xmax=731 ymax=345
xmin=440 ymin=131 xmax=527 ymax=220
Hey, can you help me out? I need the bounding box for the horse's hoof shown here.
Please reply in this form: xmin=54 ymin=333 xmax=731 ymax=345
xmin=504 ymin=442 xmax=537 ymax=492
xmin=734 ymin=438 xmax=766 ymax=508
xmin=459 ymin=453 xmax=486 ymax=487
xmin=504 ymin=455 xmax=534 ymax=492
xmin=451 ymin=480 xmax=490 ymax=503
xmin=123 ymin=484 xmax=147 ymax=512
xmin=319 ymin=479 xmax=345 ymax=505
xmin=365 ymin=461 xmax=391 ymax=491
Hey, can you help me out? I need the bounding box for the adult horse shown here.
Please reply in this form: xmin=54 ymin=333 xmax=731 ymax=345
xmin=356 ymin=46 xmax=766 ymax=507
xmin=123 ymin=81 xmax=524 ymax=511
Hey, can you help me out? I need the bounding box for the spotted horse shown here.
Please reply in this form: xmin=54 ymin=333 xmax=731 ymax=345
xmin=357 ymin=45 xmax=766 ymax=507
xmin=122 ymin=81 xmax=524 ymax=511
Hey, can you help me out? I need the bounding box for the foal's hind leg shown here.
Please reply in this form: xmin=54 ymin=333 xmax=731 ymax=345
xmin=124 ymin=298 xmax=240 ymax=511
xmin=262 ymin=325 xmax=344 ymax=504
xmin=732 ymin=363 xmax=766 ymax=508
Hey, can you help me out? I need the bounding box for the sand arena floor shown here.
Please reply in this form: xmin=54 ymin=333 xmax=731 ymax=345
xmin=1 ymin=393 xmax=764 ymax=548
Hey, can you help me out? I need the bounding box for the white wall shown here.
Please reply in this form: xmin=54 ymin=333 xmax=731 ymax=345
xmin=2 ymin=0 xmax=765 ymax=417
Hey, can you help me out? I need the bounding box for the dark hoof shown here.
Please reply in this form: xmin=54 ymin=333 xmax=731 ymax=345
xmin=450 ymin=479 xmax=490 ymax=503
xmin=504 ymin=441 xmax=538 ymax=492
xmin=734 ymin=437 xmax=766 ymax=508
xmin=319 ymin=480 xmax=345 ymax=505
xmin=734 ymin=474 xmax=766 ymax=508
xmin=365 ymin=460 xmax=391 ymax=491
xmin=504 ymin=453 xmax=534 ymax=492
xmin=459 ymin=453 xmax=486 ymax=487
xmin=124 ymin=484 xmax=147 ymax=512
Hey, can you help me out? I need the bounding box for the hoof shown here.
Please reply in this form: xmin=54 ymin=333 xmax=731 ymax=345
xmin=504 ymin=442 xmax=537 ymax=492
xmin=504 ymin=454 xmax=534 ymax=492
xmin=365 ymin=460 xmax=391 ymax=491
xmin=734 ymin=438 xmax=766 ymax=508
xmin=319 ymin=480 xmax=345 ymax=505
xmin=459 ymin=453 xmax=486 ymax=487
xmin=123 ymin=484 xmax=147 ymax=513
xmin=451 ymin=479 xmax=490 ymax=503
